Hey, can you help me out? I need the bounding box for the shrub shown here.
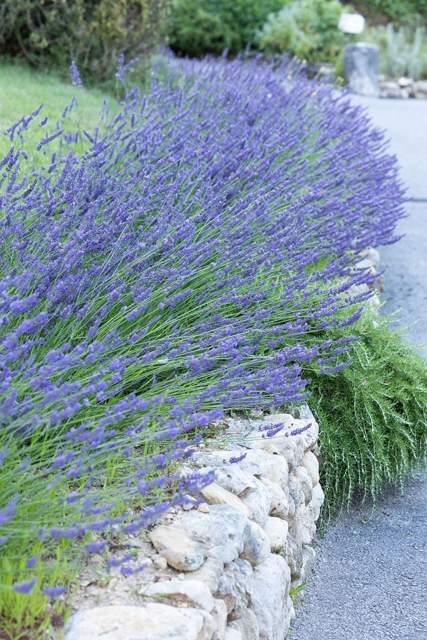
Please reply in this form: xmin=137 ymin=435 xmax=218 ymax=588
xmin=349 ymin=1 xmax=427 ymax=24
xmin=366 ymin=23 xmax=427 ymax=80
xmin=0 ymin=56 xmax=404 ymax=633
xmin=0 ymin=0 xmax=169 ymax=83
xmin=258 ymin=0 xmax=344 ymax=64
xmin=310 ymin=315 xmax=427 ymax=520
xmin=167 ymin=0 xmax=286 ymax=56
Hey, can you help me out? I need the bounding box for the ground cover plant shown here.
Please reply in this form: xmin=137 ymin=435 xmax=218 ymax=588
xmin=0 ymin=54 xmax=410 ymax=636
xmin=311 ymin=314 xmax=427 ymax=520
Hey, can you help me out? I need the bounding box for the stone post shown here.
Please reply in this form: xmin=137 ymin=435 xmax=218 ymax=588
xmin=344 ymin=42 xmax=380 ymax=97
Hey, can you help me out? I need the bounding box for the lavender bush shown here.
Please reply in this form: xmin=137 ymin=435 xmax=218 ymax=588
xmin=0 ymin=55 xmax=404 ymax=632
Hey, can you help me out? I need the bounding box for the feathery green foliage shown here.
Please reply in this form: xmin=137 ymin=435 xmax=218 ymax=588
xmin=310 ymin=314 xmax=427 ymax=520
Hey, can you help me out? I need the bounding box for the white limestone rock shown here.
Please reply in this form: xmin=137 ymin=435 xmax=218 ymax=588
xmin=240 ymin=476 xmax=272 ymax=526
xmin=294 ymin=465 xmax=313 ymax=503
xmin=224 ymin=628 xmax=242 ymax=640
xmin=149 ymin=526 xmax=206 ymax=572
xmin=414 ymin=79 xmax=427 ymax=97
xmin=227 ymin=609 xmax=259 ymax=640
xmin=295 ymin=420 xmax=319 ymax=452
xmin=178 ymin=505 xmax=248 ymax=564
xmin=255 ymin=423 xmax=305 ymax=470
xmin=260 ymin=477 xmax=291 ymax=519
xmin=201 ymin=483 xmax=250 ymax=517
xmin=360 ymin=246 xmax=380 ymax=270
xmin=211 ymin=599 xmax=228 ymax=640
xmin=264 ymin=516 xmax=288 ymax=553
xmin=217 ymin=558 xmax=253 ymax=618
xmin=355 ymin=256 xmax=378 ymax=275
xmin=302 ymin=450 xmax=320 ymax=486
xmin=248 ymin=554 xmax=291 ymax=640
xmin=291 ymin=505 xmax=316 ymax=546
xmin=241 ymin=519 xmax=270 ymax=566
xmin=184 ymin=557 xmax=224 ymax=593
xmin=236 ymin=449 xmax=289 ymax=487
xmin=299 ymin=545 xmax=316 ymax=583
xmin=64 ymin=604 xmax=216 ymax=640
xmin=250 ymin=437 xmax=282 ymax=456
xmin=214 ymin=465 xmax=257 ymax=496
xmin=309 ymin=483 xmax=325 ymax=522
xmin=286 ymin=534 xmax=303 ymax=579
xmin=288 ymin=474 xmax=305 ymax=510
xmin=140 ymin=579 xmax=215 ymax=612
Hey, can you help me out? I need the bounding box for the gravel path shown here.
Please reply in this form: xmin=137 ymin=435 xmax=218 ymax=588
xmin=290 ymin=97 xmax=427 ymax=639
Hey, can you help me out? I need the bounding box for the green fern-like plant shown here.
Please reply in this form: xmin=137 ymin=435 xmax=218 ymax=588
xmin=309 ymin=315 xmax=427 ymax=520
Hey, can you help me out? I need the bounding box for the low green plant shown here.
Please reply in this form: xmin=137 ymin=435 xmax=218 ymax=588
xmin=167 ymin=0 xmax=286 ymax=57
xmin=258 ymin=0 xmax=344 ymax=64
xmin=289 ymin=582 xmax=306 ymax=606
xmin=309 ymin=314 xmax=427 ymax=520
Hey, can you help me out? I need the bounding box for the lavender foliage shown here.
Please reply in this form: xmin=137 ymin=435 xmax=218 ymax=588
xmin=0 ymin=56 xmax=404 ymax=598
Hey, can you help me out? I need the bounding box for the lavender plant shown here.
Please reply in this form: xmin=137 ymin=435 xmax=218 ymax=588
xmin=0 ymin=55 xmax=404 ymax=634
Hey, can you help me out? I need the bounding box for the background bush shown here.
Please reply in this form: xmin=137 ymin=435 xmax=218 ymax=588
xmin=0 ymin=0 xmax=170 ymax=83
xmin=167 ymin=0 xmax=286 ymax=57
xmin=361 ymin=1 xmax=427 ymax=23
xmin=258 ymin=0 xmax=344 ymax=64
xmin=366 ymin=23 xmax=427 ymax=79
xmin=343 ymin=1 xmax=427 ymax=25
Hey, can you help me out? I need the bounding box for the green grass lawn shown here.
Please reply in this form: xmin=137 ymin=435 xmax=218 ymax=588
xmin=0 ymin=57 xmax=118 ymax=171
xmin=0 ymin=60 xmax=112 ymax=129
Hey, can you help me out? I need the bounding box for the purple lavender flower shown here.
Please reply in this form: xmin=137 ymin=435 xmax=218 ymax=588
xmin=42 ymin=585 xmax=66 ymax=599
xmin=115 ymin=53 xmax=139 ymax=84
xmin=69 ymin=59 xmax=83 ymax=88
xmin=229 ymin=452 xmax=247 ymax=464
xmin=25 ymin=556 xmax=38 ymax=568
xmin=13 ymin=576 xmax=36 ymax=594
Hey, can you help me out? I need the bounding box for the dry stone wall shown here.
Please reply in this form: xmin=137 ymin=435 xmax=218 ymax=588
xmin=379 ymin=77 xmax=427 ymax=99
xmin=64 ymin=406 xmax=324 ymax=640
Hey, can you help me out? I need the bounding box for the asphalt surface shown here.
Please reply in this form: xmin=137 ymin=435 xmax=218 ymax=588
xmin=360 ymin=96 xmax=427 ymax=357
xmin=290 ymin=96 xmax=427 ymax=640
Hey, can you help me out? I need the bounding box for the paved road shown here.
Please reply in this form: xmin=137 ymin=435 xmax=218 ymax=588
xmin=290 ymin=97 xmax=427 ymax=639
xmin=361 ymin=97 xmax=427 ymax=357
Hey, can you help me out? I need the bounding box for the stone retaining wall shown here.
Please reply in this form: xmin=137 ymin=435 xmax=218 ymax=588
xmin=64 ymin=406 xmax=324 ymax=640
xmin=379 ymin=77 xmax=427 ymax=99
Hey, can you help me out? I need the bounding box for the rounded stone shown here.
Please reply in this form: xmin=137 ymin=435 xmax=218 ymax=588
xmin=64 ymin=604 xmax=216 ymax=640
xmin=149 ymin=526 xmax=206 ymax=572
